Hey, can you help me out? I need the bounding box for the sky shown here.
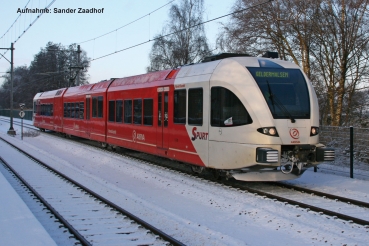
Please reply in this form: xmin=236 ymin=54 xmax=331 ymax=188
xmin=0 ymin=0 xmax=235 ymax=85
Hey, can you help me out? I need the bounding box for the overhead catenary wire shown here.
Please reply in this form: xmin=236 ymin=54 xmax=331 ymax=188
xmin=77 ymin=0 xmax=175 ymax=45
xmin=89 ymin=0 xmax=274 ymax=62
xmin=0 ymin=0 xmax=31 ymax=41
xmin=0 ymin=0 xmax=57 ymax=60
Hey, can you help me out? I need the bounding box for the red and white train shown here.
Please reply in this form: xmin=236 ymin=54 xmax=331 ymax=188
xmin=33 ymin=53 xmax=334 ymax=181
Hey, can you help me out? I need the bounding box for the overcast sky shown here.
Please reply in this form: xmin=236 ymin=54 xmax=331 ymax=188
xmin=0 ymin=0 xmax=234 ymax=84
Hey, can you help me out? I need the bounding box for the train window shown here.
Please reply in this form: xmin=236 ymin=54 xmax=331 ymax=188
xmin=92 ymin=97 xmax=97 ymax=117
xmin=50 ymin=104 xmax=53 ymax=116
xmin=124 ymin=100 xmax=132 ymax=124
xmin=134 ymin=99 xmax=142 ymax=125
xmin=97 ymin=96 xmax=103 ymax=118
xmin=116 ymin=100 xmax=123 ymax=123
xmin=33 ymin=102 xmax=37 ymax=114
xmin=211 ymin=87 xmax=252 ymax=127
xmin=86 ymin=98 xmax=91 ymax=120
xmin=247 ymin=67 xmax=310 ymax=119
xmin=188 ymin=88 xmax=203 ymax=125
xmin=92 ymin=96 xmax=103 ymax=118
xmin=71 ymin=102 xmax=76 ymax=118
xmin=143 ymin=99 xmax=153 ymax=126
xmin=109 ymin=100 xmax=115 ymax=122
xmin=74 ymin=103 xmax=79 ymax=119
xmin=67 ymin=102 xmax=71 ymax=118
xmin=174 ymin=90 xmax=186 ymax=124
xmin=79 ymin=102 xmax=84 ymax=119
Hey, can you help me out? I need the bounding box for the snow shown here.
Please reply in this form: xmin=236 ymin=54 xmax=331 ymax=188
xmin=0 ymin=156 xmax=57 ymax=246
xmin=1 ymin=116 xmax=369 ymax=245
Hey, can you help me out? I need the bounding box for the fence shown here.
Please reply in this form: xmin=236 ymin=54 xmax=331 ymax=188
xmin=319 ymin=126 xmax=369 ymax=179
xmin=0 ymin=109 xmax=33 ymax=121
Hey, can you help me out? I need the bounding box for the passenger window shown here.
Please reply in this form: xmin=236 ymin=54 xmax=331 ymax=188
xmin=211 ymin=87 xmax=252 ymax=127
xmin=67 ymin=103 xmax=71 ymax=118
xmin=97 ymin=96 xmax=103 ymax=118
xmin=116 ymin=100 xmax=123 ymax=123
xmin=109 ymin=100 xmax=115 ymax=122
xmin=124 ymin=100 xmax=132 ymax=124
xmin=75 ymin=102 xmax=79 ymax=119
xmin=50 ymin=104 xmax=53 ymax=116
xmin=174 ymin=90 xmax=186 ymax=124
xmin=92 ymin=97 xmax=97 ymax=117
xmin=79 ymin=102 xmax=84 ymax=119
xmin=86 ymin=98 xmax=91 ymax=120
xmin=188 ymin=88 xmax=203 ymax=125
xmin=143 ymin=98 xmax=153 ymax=126
xmin=134 ymin=99 xmax=142 ymax=125
xmin=71 ymin=102 xmax=75 ymax=118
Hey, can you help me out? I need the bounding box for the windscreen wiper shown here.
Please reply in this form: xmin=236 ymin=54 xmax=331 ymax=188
xmin=266 ymin=80 xmax=296 ymax=123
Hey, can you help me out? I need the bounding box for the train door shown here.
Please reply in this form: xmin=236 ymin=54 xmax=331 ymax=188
xmin=156 ymin=87 xmax=169 ymax=149
xmin=85 ymin=95 xmax=91 ymax=138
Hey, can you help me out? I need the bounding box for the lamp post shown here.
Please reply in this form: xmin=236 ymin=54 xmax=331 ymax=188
xmin=0 ymin=43 xmax=16 ymax=135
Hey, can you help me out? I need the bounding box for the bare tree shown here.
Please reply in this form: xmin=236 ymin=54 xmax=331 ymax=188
xmin=217 ymin=0 xmax=369 ymax=126
xmin=311 ymin=0 xmax=369 ymax=126
xmin=147 ymin=0 xmax=211 ymax=71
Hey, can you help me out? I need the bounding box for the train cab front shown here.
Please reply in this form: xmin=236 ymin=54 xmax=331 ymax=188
xmin=230 ymin=60 xmax=335 ymax=181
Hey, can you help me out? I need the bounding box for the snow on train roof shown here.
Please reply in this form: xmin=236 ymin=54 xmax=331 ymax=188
xmin=109 ymin=69 xmax=173 ymax=89
xmin=35 ymin=88 xmax=67 ymax=99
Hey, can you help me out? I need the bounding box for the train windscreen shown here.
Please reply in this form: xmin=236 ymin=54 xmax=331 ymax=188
xmin=247 ymin=67 xmax=310 ymax=119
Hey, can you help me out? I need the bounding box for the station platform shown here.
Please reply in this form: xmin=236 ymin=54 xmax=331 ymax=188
xmin=0 ymin=168 xmax=56 ymax=245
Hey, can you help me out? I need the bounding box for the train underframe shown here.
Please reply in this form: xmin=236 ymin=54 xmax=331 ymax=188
xmin=195 ymin=144 xmax=335 ymax=182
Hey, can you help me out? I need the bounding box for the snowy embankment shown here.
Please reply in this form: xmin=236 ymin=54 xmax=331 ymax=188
xmin=1 ymin=117 xmax=369 ymax=245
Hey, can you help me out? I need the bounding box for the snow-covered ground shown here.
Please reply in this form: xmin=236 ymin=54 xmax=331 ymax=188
xmin=1 ymin=117 xmax=369 ymax=245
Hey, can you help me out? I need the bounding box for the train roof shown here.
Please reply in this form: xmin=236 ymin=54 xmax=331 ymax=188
xmin=34 ymin=88 xmax=67 ymax=99
xmin=34 ymin=52 xmax=302 ymax=98
xmin=63 ymin=80 xmax=114 ymax=97
xmin=109 ymin=69 xmax=176 ymax=91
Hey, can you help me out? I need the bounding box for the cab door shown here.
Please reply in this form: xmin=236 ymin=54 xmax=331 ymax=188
xmin=156 ymin=87 xmax=169 ymax=149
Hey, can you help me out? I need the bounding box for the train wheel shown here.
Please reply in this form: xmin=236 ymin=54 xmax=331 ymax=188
xmin=212 ymin=169 xmax=222 ymax=180
xmin=191 ymin=166 xmax=204 ymax=174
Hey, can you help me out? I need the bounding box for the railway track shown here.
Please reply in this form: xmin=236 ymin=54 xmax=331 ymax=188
xmin=0 ymin=158 xmax=81 ymax=245
xmin=3 ymin=118 xmax=369 ymax=228
xmin=122 ymin=149 xmax=369 ymax=226
xmin=54 ymin=131 xmax=369 ymax=227
xmin=0 ymin=136 xmax=184 ymax=246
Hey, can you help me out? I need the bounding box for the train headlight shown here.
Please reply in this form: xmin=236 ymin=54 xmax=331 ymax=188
xmin=257 ymin=127 xmax=279 ymax=137
xmin=310 ymin=127 xmax=319 ymax=136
